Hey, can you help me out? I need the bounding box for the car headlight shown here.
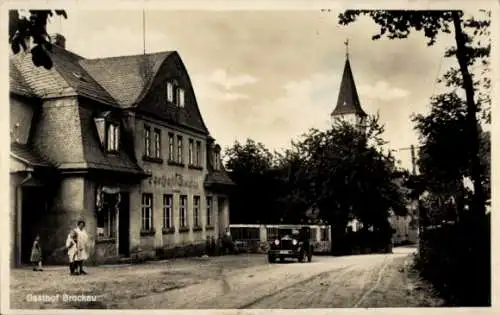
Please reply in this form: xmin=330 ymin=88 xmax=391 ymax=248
xmin=292 ymin=239 xmax=298 ymax=246
xmin=274 ymin=239 xmax=280 ymax=246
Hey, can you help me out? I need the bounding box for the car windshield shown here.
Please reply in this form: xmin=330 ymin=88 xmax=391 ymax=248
xmin=278 ymin=229 xmax=300 ymax=238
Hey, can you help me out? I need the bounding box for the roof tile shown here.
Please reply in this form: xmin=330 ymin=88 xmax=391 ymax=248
xmin=80 ymin=52 xmax=172 ymax=107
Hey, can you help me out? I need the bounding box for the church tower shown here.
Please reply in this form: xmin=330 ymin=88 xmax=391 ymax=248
xmin=331 ymin=39 xmax=368 ymax=127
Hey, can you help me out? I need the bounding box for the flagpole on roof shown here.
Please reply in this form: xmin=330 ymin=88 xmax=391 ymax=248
xmin=142 ymin=8 xmax=146 ymax=55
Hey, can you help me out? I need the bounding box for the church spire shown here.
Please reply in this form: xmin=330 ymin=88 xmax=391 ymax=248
xmin=331 ymin=39 xmax=367 ymax=120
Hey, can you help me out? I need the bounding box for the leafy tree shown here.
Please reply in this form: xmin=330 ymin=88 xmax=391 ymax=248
xmin=294 ymin=116 xmax=407 ymax=249
xmin=338 ymin=9 xmax=490 ymax=217
xmin=412 ymin=92 xmax=490 ymax=223
xmin=9 ymin=10 xmax=67 ymax=69
xmin=224 ymin=139 xmax=278 ymax=223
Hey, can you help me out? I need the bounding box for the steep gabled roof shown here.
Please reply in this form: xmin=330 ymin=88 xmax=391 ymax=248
xmin=9 ymin=60 xmax=36 ymax=98
xmin=49 ymin=46 xmax=118 ymax=106
xmin=80 ymin=52 xmax=173 ymax=107
xmin=10 ymin=45 xmax=209 ymax=135
xmin=331 ymin=57 xmax=367 ymax=118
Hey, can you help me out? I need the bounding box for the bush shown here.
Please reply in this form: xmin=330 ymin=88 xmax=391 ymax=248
xmin=416 ymin=214 xmax=490 ymax=306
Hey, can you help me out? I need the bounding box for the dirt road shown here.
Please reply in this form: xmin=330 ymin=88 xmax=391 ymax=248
xmin=122 ymin=247 xmax=442 ymax=309
xmin=11 ymin=246 xmax=442 ymax=309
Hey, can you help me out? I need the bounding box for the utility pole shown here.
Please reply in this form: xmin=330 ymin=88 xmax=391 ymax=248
xmin=399 ymin=145 xmax=418 ymax=175
xmin=399 ymin=145 xmax=422 ymax=243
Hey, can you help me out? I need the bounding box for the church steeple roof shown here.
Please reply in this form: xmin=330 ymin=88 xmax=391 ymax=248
xmin=331 ymin=41 xmax=367 ymax=118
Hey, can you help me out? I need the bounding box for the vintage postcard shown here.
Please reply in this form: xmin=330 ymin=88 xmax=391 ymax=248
xmin=1 ymin=0 xmax=497 ymax=313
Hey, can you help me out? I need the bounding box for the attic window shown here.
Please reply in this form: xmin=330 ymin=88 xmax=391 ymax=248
xmin=167 ymin=82 xmax=174 ymax=102
xmin=214 ymin=151 xmax=221 ymax=171
xmin=106 ymin=123 xmax=120 ymax=152
xmin=176 ymin=88 xmax=185 ymax=108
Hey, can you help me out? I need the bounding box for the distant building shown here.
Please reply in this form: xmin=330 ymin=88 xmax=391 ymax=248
xmin=330 ymin=44 xmax=416 ymax=244
xmin=9 ymin=33 xmax=234 ymax=266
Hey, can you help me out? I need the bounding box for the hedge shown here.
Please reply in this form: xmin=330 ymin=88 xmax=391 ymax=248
xmin=415 ymin=214 xmax=490 ymax=306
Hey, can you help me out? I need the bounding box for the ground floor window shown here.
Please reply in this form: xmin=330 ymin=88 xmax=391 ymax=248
xmin=163 ymin=194 xmax=173 ymax=228
xmin=180 ymin=195 xmax=188 ymax=228
xmin=141 ymin=193 xmax=153 ymax=231
xmin=206 ymin=196 xmax=213 ymax=226
xmin=193 ymin=196 xmax=200 ymax=227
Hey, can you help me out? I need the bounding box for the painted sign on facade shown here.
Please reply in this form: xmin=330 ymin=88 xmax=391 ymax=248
xmin=148 ymin=173 xmax=199 ymax=189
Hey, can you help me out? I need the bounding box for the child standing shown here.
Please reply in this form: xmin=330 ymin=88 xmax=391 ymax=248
xmin=65 ymin=230 xmax=78 ymax=275
xmin=30 ymin=235 xmax=43 ymax=271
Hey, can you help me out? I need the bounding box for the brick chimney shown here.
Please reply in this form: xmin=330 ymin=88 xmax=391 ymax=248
xmin=50 ymin=33 xmax=66 ymax=49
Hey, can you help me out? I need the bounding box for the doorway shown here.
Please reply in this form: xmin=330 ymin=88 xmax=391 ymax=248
xmin=118 ymin=193 xmax=130 ymax=257
xmin=21 ymin=187 xmax=47 ymax=264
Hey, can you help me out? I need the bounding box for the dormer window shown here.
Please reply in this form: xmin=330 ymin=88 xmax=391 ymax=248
xmin=167 ymin=82 xmax=174 ymax=102
xmin=214 ymin=151 xmax=220 ymax=171
xmin=106 ymin=123 xmax=119 ymax=152
xmin=176 ymin=88 xmax=185 ymax=108
xmin=94 ymin=111 xmax=120 ymax=153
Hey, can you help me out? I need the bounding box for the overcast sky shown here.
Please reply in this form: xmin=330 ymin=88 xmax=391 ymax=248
xmin=44 ymin=7 xmax=489 ymax=171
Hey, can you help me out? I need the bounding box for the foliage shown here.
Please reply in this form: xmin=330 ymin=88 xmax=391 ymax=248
xmin=224 ymin=139 xmax=282 ymax=224
xmin=416 ymin=215 xmax=490 ymax=306
xmin=224 ymin=115 xmax=408 ymax=240
xmin=337 ymin=10 xmax=491 ymax=304
xmin=294 ymin=116 xmax=407 ymax=233
xmin=9 ymin=10 xmax=67 ymax=69
xmin=338 ymin=9 xmax=490 ymax=216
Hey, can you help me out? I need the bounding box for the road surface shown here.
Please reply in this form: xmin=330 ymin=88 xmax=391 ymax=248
xmin=11 ymin=246 xmax=442 ymax=309
xmin=118 ymin=246 xmax=440 ymax=308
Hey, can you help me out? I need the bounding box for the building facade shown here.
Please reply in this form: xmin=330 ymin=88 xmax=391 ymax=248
xmin=9 ymin=34 xmax=234 ymax=266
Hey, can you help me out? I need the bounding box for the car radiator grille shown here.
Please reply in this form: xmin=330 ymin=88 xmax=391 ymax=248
xmin=280 ymin=240 xmax=293 ymax=248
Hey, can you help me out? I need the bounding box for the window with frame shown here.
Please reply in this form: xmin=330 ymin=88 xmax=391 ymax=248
xmin=168 ymin=133 xmax=174 ymax=161
xmin=214 ymin=152 xmax=220 ymax=170
xmin=141 ymin=193 xmax=153 ymax=231
xmin=196 ymin=141 xmax=201 ymax=167
xmin=177 ymin=135 xmax=183 ymax=164
xmin=97 ymin=193 xmax=118 ymax=239
xmin=154 ymin=128 xmax=161 ymax=159
xmin=106 ymin=123 xmax=119 ymax=152
xmin=188 ymin=139 xmax=194 ymax=165
xmin=163 ymin=194 xmax=173 ymax=229
xmin=176 ymin=88 xmax=185 ymax=108
xmin=321 ymin=228 xmax=329 ymax=241
xmin=206 ymin=196 xmax=213 ymax=226
xmin=144 ymin=125 xmax=151 ymax=157
xmin=193 ymin=196 xmax=200 ymax=227
xmin=167 ymin=82 xmax=174 ymax=102
xmin=180 ymin=195 xmax=188 ymax=228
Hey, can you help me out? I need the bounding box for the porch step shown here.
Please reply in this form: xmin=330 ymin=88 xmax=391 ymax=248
xmin=118 ymin=256 xmax=133 ymax=264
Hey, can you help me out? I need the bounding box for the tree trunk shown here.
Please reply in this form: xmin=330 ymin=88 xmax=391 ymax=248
xmin=452 ymin=11 xmax=486 ymax=217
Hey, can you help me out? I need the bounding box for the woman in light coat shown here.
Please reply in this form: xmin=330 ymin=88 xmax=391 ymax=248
xmin=74 ymin=220 xmax=89 ymax=275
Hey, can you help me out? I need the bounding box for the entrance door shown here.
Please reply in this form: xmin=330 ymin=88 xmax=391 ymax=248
xmin=21 ymin=187 xmax=46 ymax=264
xmin=118 ymin=193 xmax=130 ymax=257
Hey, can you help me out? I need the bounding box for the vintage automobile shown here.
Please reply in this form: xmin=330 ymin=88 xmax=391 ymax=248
xmin=267 ymin=227 xmax=313 ymax=263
